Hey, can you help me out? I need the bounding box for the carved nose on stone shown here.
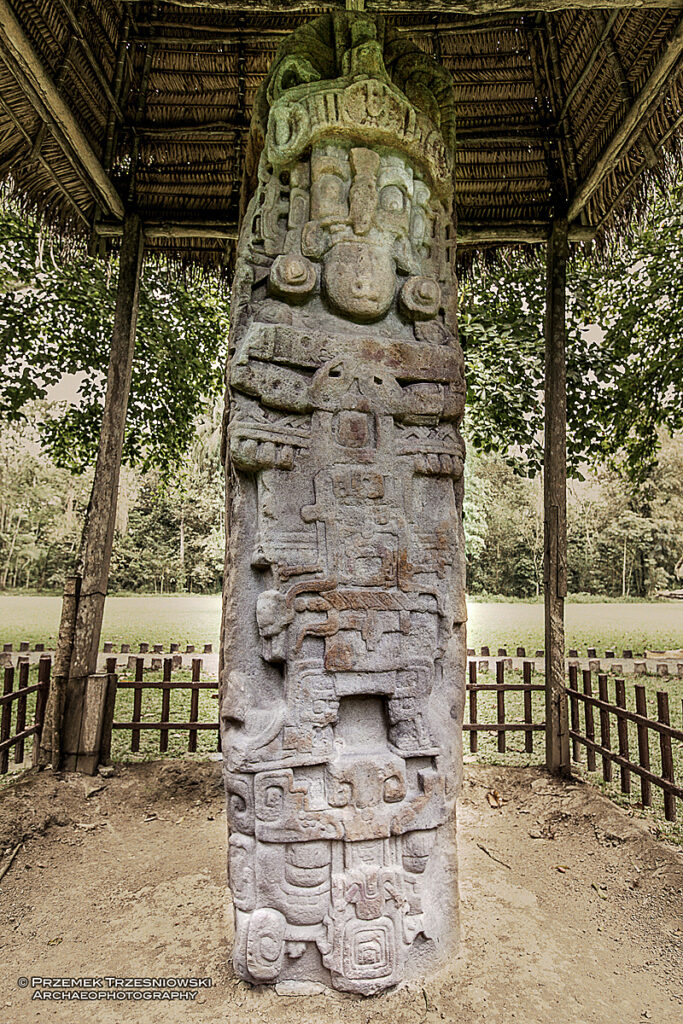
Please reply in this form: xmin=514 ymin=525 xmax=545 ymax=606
xmin=351 ymin=277 xmax=376 ymax=300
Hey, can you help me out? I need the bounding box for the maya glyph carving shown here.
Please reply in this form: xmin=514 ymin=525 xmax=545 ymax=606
xmin=221 ymin=12 xmax=466 ymax=994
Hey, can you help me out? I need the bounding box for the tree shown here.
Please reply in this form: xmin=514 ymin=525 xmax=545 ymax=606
xmin=0 ymin=416 xmax=91 ymax=590
xmin=460 ymin=178 xmax=683 ymax=483
xmin=0 ymin=207 xmax=229 ymax=475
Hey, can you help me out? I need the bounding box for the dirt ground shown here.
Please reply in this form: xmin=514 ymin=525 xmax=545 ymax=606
xmin=0 ymin=759 xmax=681 ymax=1024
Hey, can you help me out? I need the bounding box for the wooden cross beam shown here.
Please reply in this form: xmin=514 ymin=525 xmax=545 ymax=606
xmin=118 ymin=2 xmax=683 ymax=12
xmin=0 ymin=0 xmax=124 ymax=219
xmin=94 ymin=220 xmax=594 ymax=244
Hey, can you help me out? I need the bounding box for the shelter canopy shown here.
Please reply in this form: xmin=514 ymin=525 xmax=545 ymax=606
xmin=0 ymin=0 xmax=682 ymax=270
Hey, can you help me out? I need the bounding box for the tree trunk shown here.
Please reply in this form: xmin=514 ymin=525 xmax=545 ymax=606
xmin=179 ymin=507 xmax=185 ymax=591
xmin=1 ymin=516 xmax=21 ymax=588
xmin=47 ymin=213 xmax=144 ymax=773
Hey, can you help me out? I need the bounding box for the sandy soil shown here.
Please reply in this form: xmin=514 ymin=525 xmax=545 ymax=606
xmin=0 ymin=759 xmax=681 ymax=1024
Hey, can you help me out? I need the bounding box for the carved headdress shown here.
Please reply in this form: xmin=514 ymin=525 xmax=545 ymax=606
xmin=241 ymin=12 xmax=457 ymax=222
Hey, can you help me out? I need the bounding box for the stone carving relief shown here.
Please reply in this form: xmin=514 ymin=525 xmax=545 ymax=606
xmin=221 ymin=11 xmax=466 ymax=995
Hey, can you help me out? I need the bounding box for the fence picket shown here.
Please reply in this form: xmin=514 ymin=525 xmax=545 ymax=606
xmin=568 ymin=663 xmax=579 ymax=762
xmin=159 ymin=658 xmax=172 ymax=752
xmin=634 ymin=684 xmax=652 ymax=807
xmin=188 ymin=658 xmax=201 ymax=753
xmin=131 ymin=657 xmax=143 ymax=752
xmin=468 ymin=660 xmax=478 ymax=753
xmin=496 ymin=660 xmax=506 ymax=753
xmin=0 ymin=666 xmax=14 ymax=774
xmin=523 ymin=661 xmax=533 ymax=753
xmin=657 ymin=691 xmax=676 ymax=822
xmin=597 ymin=674 xmax=612 ymax=782
xmin=13 ymin=661 xmax=29 ymax=765
xmin=582 ymin=670 xmax=596 ymax=772
xmin=32 ymin=655 xmax=51 ymax=765
xmin=614 ymin=678 xmax=630 ymax=794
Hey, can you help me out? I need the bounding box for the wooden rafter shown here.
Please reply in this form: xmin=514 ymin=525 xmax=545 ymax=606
xmin=557 ymin=11 xmax=619 ymax=122
xmin=525 ymin=15 xmax=565 ymax=208
xmin=0 ymin=0 xmax=124 ymax=218
xmin=594 ymin=9 xmax=659 ymax=170
xmin=127 ymin=7 xmax=157 ymax=205
xmin=568 ymin=14 xmax=683 ymax=220
xmin=53 ymin=0 xmax=125 ymax=123
xmin=544 ymin=13 xmax=579 ymax=191
xmin=0 ymin=89 xmax=90 ymax=224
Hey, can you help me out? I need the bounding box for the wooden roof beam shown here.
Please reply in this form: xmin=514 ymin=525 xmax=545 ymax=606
xmin=0 ymin=0 xmax=124 ymax=219
xmin=458 ymin=222 xmax=594 ymax=244
xmin=118 ymin=2 xmax=683 ymax=13
xmin=568 ymin=14 xmax=683 ymax=221
xmin=95 ymin=221 xmax=239 ymax=240
xmin=95 ymin=220 xmax=594 ymax=245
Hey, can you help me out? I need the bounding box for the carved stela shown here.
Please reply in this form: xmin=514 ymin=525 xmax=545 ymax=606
xmin=220 ymin=12 xmax=466 ymax=995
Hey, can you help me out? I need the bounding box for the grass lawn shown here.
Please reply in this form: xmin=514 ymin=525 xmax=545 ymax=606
xmin=0 ymin=594 xmax=681 ymax=655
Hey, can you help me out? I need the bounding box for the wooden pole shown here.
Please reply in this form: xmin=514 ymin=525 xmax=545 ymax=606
xmin=58 ymin=213 xmax=144 ymax=772
xmin=38 ymin=573 xmax=80 ymax=767
xmin=544 ymin=215 xmax=570 ymax=776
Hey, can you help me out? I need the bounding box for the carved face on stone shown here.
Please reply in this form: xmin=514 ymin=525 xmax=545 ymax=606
xmin=297 ymin=143 xmax=437 ymax=324
xmin=322 ymin=241 xmax=395 ymax=322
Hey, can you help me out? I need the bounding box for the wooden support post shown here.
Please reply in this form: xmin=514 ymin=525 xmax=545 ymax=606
xmin=39 ymin=574 xmax=79 ymax=766
xmin=544 ymin=216 xmax=570 ymax=776
xmin=58 ymin=213 xmax=144 ymax=773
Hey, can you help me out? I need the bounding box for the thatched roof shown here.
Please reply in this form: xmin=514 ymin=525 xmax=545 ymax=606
xmin=0 ymin=1 xmax=682 ymax=271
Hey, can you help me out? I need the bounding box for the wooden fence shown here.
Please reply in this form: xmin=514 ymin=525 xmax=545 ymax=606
xmin=108 ymin=656 xmax=548 ymax=757
xmin=567 ymin=664 xmax=683 ymax=822
xmin=0 ymin=656 xmax=50 ymax=774
xmin=2 ymin=655 xmax=681 ymax=827
xmin=109 ymin=656 xmax=220 ymax=754
xmin=465 ymin=660 xmax=545 ymax=753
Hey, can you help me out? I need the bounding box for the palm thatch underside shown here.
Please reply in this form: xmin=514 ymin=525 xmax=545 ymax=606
xmin=0 ymin=1 xmax=681 ymax=272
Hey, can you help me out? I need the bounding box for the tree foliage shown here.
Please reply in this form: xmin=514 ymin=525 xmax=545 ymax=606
xmin=0 ymin=208 xmax=229 ymax=474
xmin=460 ymin=180 xmax=683 ymax=482
xmin=0 ymin=409 xmax=225 ymax=594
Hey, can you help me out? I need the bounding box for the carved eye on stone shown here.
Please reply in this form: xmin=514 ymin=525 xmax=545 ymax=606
xmin=301 ymin=221 xmax=326 ymax=260
xmin=268 ymin=254 xmax=316 ymax=303
xmin=379 ymin=184 xmax=405 ymax=213
xmin=399 ymin=276 xmax=441 ymax=320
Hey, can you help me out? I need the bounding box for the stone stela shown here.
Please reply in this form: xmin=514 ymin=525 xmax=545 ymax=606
xmin=220 ymin=12 xmax=466 ymax=996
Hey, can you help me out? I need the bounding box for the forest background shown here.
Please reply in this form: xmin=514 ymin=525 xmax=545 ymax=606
xmin=0 ymin=178 xmax=682 ymax=601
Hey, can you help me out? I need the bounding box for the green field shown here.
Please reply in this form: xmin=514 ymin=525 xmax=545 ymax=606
xmin=0 ymin=594 xmax=680 ymax=655
xmin=1 ymin=594 xmax=681 ymax=839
